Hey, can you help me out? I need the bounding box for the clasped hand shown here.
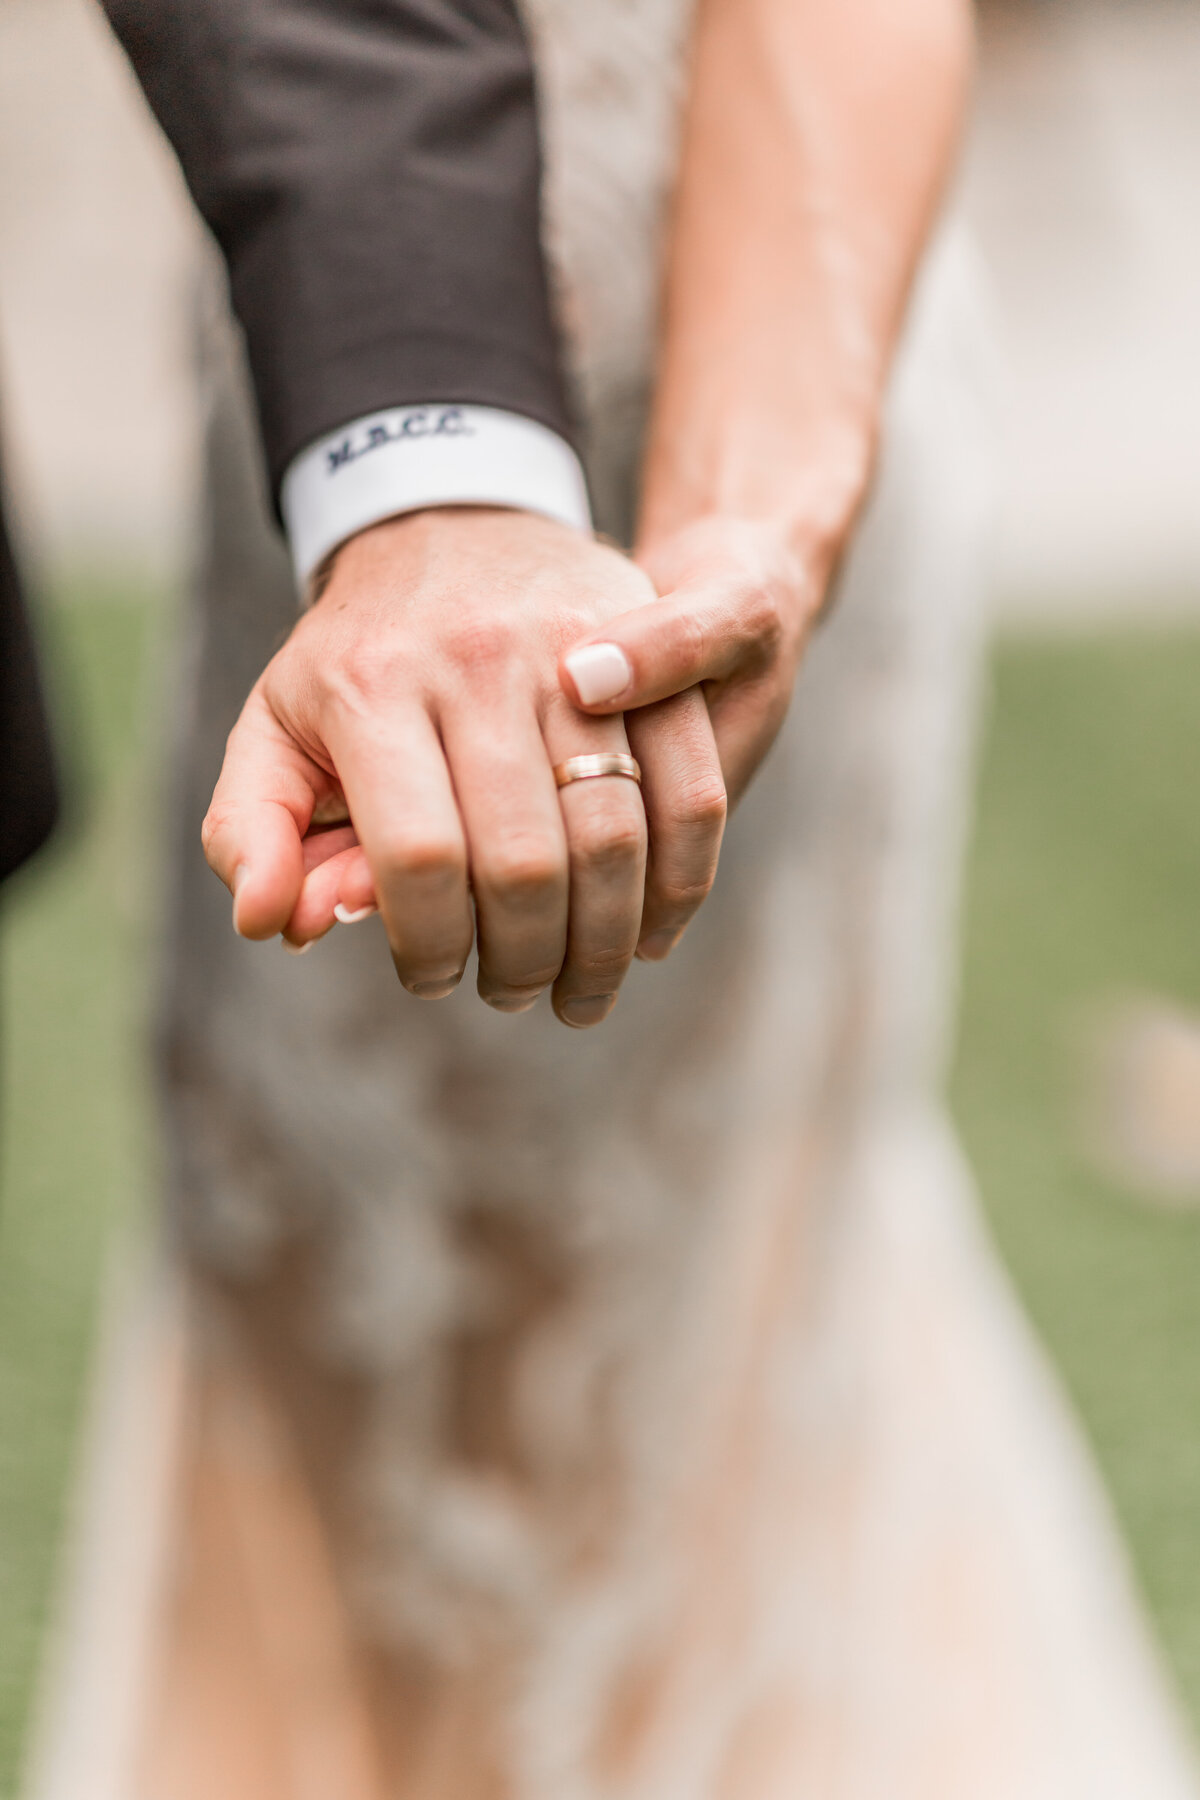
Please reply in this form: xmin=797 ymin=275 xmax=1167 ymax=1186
xmin=203 ymin=506 xmax=816 ymax=1028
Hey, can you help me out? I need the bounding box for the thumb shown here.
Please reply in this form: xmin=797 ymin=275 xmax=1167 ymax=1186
xmin=559 ymin=579 xmax=755 ymax=715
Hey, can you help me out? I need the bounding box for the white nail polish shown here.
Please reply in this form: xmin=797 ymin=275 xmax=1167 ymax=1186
xmin=282 ymin=938 xmax=313 ymax=956
xmin=565 ymin=642 xmax=633 ymax=706
xmin=334 ymin=902 xmax=377 ymax=925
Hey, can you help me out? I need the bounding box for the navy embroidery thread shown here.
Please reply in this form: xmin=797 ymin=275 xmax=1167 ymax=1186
xmin=325 ymin=407 xmax=476 ymax=476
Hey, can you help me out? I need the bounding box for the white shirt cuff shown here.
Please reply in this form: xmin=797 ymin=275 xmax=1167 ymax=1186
xmin=281 ymin=403 xmax=592 ymax=596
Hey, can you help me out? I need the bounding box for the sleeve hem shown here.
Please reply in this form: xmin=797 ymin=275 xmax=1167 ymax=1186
xmin=281 ymin=403 xmax=593 ymax=599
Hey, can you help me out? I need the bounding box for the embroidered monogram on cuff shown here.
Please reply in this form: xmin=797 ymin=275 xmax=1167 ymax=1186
xmin=282 ymin=404 xmax=593 ymax=596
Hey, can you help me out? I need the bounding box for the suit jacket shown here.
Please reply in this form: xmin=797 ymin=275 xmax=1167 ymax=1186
xmin=101 ymin=0 xmax=570 ymax=498
xmin=1 ymin=0 xmax=567 ymax=881
xmin=0 ymin=471 xmax=58 ymax=884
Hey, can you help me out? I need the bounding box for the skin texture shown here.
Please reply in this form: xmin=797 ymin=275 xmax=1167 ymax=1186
xmin=202 ymin=508 xmax=726 ymax=1025
xmin=561 ymin=0 xmax=975 ymax=805
xmin=203 ymin=0 xmax=972 ymax=1025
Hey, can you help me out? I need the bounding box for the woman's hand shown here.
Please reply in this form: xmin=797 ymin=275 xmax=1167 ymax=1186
xmin=560 ymin=0 xmax=972 ymax=953
xmin=201 ymin=507 xmax=726 ymax=1025
xmin=562 ymin=515 xmax=830 ymax=814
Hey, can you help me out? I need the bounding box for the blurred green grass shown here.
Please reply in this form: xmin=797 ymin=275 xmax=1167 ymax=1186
xmin=0 ymin=590 xmax=1198 ymax=1793
xmin=951 ymin=625 xmax=1200 ymax=1706
xmin=0 ymin=580 xmax=162 ymax=1796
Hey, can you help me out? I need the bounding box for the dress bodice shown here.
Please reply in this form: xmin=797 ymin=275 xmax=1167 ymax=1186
xmin=517 ymin=0 xmax=698 ymax=535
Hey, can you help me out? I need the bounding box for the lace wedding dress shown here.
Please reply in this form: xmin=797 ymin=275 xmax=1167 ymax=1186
xmin=31 ymin=3 xmax=1196 ymax=1796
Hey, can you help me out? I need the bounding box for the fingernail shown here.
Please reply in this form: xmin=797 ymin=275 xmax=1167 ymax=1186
xmin=410 ymin=974 xmax=462 ymax=999
xmin=281 ymin=938 xmax=313 ymax=956
xmin=564 ymin=643 xmax=633 ymax=706
xmin=231 ymin=864 xmax=249 ymax=936
xmin=334 ymin=902 xmax=377 ymax=925
xmin=637 ymin=929 xmax=681 ymax=962
xmin=484 ymin=991 xmax=541 ymax=1014
xmin=560 ymin=994 xmax=616 ymax=1029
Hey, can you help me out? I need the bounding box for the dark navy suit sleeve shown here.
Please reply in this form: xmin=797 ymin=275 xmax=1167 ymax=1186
xmin=99 ymin=0 xmax=571 ymax=499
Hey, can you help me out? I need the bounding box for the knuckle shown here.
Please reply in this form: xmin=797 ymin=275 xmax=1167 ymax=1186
xmin=200 ymin=801 xmax=235 ymax=860
xmin=668 ymin=604 xmax=708 ymax=671
xmin=656 ymin=868 xmax=717 ymax=914
xmin=573 ymin=809 xmax=645 ymax=874
xmin=440 ymin=612 xmax=520 ymax=677
xmin=383 ymin=830 xmax=466 ymax=886
xmin=329 ymin=644 xmax=406 ymax=715
xmin=667 ymin=771 xmax=728 ymax=838
xmin=572 ymin=942 xmax=634 ymax=982
xmin=496 ymin=959 xmax=562 ymax=990
xmin=744 ymin=584 xmax=786 ymax=663
xmin=479 ymin=835 xmax=566 ymax=903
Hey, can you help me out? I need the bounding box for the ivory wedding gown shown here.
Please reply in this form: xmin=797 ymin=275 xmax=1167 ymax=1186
xmin=25 ymin=2 xmax=1200 ymax=1796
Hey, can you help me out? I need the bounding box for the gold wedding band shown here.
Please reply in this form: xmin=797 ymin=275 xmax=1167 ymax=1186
xmin=553 ymin=752 xmax=642 ymax=789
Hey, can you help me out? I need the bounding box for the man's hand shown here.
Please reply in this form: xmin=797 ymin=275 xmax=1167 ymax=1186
xmin=201 ymin=508 xmax=726 ymax=1026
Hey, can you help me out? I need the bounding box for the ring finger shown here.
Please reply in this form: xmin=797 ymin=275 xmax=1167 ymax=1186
xmin=625 ymin=687 xmax=726 ymax=961
xmin=542 ymin=694 xmax=647 ymax=1029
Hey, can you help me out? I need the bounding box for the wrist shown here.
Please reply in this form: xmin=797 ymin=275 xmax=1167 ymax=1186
xmin=316 ymin=502 xmax=588 ymax=603
xmin=636 ymin=405 xmax=878 ymax=577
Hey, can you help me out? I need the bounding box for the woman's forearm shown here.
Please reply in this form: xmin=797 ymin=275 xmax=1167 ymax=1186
xmin=638 ymin=0 xmax=974 ymax=561
xmin=560 ymin=0 xmax=974 ymax=806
